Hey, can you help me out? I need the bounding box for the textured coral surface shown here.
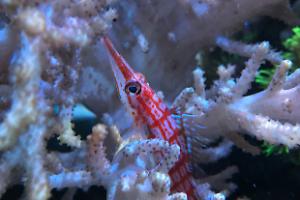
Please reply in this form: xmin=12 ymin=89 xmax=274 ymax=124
xmin=1 ymin=0 xmax=300 ymax=200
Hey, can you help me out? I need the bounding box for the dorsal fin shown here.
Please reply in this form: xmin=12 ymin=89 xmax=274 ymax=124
xmin=172 ymin=113 xmax=205 ymax=134
xmin=171 ymin=113 xmax=205 ymax=155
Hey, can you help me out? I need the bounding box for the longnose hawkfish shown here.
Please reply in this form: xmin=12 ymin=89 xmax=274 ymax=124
xmin=102 ymin=36 xmax=199 ymax=200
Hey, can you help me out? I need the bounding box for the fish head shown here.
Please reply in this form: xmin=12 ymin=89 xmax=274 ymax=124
xmin=102 ymin=36 xmax=155 ymax=118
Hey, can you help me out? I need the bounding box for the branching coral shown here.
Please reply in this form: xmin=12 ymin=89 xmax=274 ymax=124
xmin=0 ymin=35 xmax=42 ymax=150
xmin=174 ymin=38 xmax=300 ymax=159
xmin=98 ymin=0 xmax=299 ymax=104
xmin=0 ymin=0 xmax=300 ymax=199
xmin=0 ymin=0 xmax=118 ymax=199
xmin=0 ymin=35 xmax=52 ymax=199
xmin=48 ymin=123 xmax=186 ymax=200
xmin=0 ymin=0 xmax=118 ymax=149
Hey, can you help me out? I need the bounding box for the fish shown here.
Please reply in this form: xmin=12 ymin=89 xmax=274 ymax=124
xmin=102 ymin=36 xmax=199 ymax=200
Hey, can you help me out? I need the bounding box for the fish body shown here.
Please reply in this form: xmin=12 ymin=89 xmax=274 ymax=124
xmin=102 ymin=36 xmax=198 ymax=199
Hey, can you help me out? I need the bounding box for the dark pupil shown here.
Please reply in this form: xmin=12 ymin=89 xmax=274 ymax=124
xmin=128 ymin=86 xmax=137 ymax=93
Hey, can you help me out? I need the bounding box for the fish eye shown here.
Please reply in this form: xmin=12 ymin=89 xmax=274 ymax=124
xmin=125 ymin=81 xmax=142 ymax=95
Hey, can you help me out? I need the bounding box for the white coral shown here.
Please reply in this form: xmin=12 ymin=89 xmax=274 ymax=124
xmin=49 ymin=124 xmax=184 ymax=200
xmin=178 ymin=38 xmax=300 ymax=154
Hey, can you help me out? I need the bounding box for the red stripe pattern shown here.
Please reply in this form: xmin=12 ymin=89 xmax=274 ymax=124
xmin=103 ymin=36 xmax=198 ymax=199
xmin=132 ymin=87 xmax=198 ymax=199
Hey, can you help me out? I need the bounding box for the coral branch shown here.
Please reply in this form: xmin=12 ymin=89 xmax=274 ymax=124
xmin=49 ymin=171 xmax=93 ymax=189
xmin=193 ymin=68 xmax=206 ymax=97
xmin=267 ymin=60 xmax=291 ymax=93
xmin=216 ymin=36 xmax=282 ymax=64
xmin=0 ymin=35 xmax=41 ymax=150
xmin=87 ymin=124 xmax=111 ymax=178
xmin=285 ymin=68 xmax=300 ymax=89
xmin=232 ymin=42 xmax=269 ymax=98
xmin=176 ymin=38 xmax=300 ymax=156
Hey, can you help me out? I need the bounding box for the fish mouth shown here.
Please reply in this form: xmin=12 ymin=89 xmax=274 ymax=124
xmin=102 ymin=36 xmax=135 ymax=81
